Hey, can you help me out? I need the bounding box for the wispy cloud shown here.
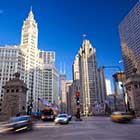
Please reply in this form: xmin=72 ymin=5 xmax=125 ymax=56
xmin=0 ymin=9 xmax=4 ymax=14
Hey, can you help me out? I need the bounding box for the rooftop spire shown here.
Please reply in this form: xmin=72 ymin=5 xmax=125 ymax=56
xmin=30 ymin=6 xmax=32 ymax=12
xmin=60 ymin=62 xmax=62 ymax=74
xmin=28 ymin=6 xmax=34 ymax=20
xmin=82 ymin=33 xmax=87 ymax=40
xmin=64 ymin=62 xmax=66 ymax=74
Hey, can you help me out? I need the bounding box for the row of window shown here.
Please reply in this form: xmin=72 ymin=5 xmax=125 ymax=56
xmin=0 ymin=49 xmax=17 ymax=53
xmin=6 ymin=89 xmax=19 ymax=93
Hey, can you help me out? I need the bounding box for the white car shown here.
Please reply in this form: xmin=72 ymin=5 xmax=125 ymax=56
xmin=54 ymin=114 xmax=69 ymax=124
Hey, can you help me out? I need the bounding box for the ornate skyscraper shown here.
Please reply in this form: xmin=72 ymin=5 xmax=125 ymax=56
xmin=20 ymin=8 xmax=44 ymax=111
xmin=0 ymin=8 xmax=59 ymax=113
xmin=79 ymin=40 xmax=98 ymax=115
xmin=21 ymin=8 xmax=38 ymax=48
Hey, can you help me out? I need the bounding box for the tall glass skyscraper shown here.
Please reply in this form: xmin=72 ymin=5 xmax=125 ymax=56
xmin=119 ymin=1 xmax=140 ymax=78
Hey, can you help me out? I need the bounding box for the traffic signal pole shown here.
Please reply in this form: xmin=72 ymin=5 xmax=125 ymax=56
xmin=75 ymin=92 xmax=82 ymax=121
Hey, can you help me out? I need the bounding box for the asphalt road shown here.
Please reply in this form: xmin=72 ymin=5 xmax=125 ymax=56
xmin=0 ymin=117 xmax=140 ymax=140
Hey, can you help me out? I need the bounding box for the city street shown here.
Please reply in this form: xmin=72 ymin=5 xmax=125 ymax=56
xmin=0 ymin=117 xmax=140 ymax=140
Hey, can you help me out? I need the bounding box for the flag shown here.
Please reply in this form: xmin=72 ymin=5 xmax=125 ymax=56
xmin=43 ymin=100 xmax=50 ymax=106
xmin=38 ymin=98 xmax=49 ymax=106
xmin=38 ymin=98 xmax=59 ymax=109
xmin=50 ymin=103 xmax=59 ymax=110
xmin=38 ymin=98 xmax=43 ymax=103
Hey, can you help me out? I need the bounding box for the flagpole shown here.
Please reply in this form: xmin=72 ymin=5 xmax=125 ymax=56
xmin=37 ymin=98 xmax=39 ymax=112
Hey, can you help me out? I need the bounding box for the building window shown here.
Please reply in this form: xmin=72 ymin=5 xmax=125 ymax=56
xmin=16 ymin=89 xmax=19 ymax=92
xmin=134 ymin=84 xmax=138 ymax=89
xmin=11 ymin=89 xmax=14 ymax=92
xmin=7 ymin=89 xmax=9 ymax=93
xmin=22 ymin=106 xmax=25 ymax=110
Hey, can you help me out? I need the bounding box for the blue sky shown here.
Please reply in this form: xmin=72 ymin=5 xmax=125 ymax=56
xmin=0 ymin=0 xmax=138 ymax=84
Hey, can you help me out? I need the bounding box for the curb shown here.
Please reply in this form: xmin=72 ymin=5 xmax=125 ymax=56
xmin=0 ymin=122 xmax=7 ymax=125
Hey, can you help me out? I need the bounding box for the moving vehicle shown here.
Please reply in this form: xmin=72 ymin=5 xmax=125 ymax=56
xmin=54 ymin=114 xmax=69 ymax=124
xmin=111 ymin=111 xmax=135 ymax=123
xmin=41 ymin=107 xmax=56 ymax=121
xmin=3 ymin=115 xmax=33 ymax=133
xmin=68 ymin=114 xmax=72 ymax=121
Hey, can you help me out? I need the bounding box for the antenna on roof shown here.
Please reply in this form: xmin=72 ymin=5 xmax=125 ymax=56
xmin=60 ymin=62 xmax=62 ymax=74
xmin=64 ymin=62 xmax=66 ymax=74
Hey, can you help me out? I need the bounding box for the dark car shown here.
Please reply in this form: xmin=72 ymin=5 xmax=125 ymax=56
xmin=3 ymin=115 xmax=33 ymax=132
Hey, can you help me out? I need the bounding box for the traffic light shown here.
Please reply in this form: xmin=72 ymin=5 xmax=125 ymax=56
xmin=76 ymin=97 xmax=80 ymax=105
xmin=27 ymin=105 xmax=32 ymax=115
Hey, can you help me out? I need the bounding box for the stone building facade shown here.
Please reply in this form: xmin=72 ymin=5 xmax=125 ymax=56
xmin=125 ymin=70 xmax=140 ymax=114
xmin=2 ymin=73 xmax=27 ymax=120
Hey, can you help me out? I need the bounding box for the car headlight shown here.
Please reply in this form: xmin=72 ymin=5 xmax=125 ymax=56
xmin=64 ymin=118 xmax=67 ymax=121
xmin=55 ymin=118 xmax=58 ymax=122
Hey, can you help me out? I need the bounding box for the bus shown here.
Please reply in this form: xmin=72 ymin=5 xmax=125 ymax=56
xmin=41 ymin=107 xmax=58 ymax=121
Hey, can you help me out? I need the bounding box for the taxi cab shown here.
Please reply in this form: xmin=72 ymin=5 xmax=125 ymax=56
xmin=111 ymin=111 xmax=135 ymax=123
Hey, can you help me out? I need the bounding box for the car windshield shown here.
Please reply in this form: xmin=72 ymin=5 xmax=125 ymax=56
xmin=58 ymin=114 xmax=67 ymax=118
xmin=112 ymin=112 xmax=123 ymax=115
xmin=121 ymin=112 xmax=133 ymax=115
xmin=112 ymin=112 xmax=133 ymax=115
xmin=10 ymin=116 xmax=29 ymax=122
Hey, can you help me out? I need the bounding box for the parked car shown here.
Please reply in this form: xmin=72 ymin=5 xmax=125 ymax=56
xmin=3 ymin=115 xmax=34 ymax=133
xmin=54 ymin=114 xmax=69 ymax=124
xmin=111 ymin=111 xmax=135 ymax=123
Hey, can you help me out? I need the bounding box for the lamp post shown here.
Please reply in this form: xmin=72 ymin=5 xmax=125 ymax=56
xmin=102 ymin=66 xmax=127 ymax=112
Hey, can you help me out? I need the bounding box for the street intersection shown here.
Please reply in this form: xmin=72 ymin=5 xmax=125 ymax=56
xmin=0 ymin=117 xmax=140 ymax=140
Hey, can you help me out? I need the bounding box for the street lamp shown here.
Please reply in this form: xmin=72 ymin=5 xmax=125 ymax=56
xmin=102 ymin=66 xmax=121 ymax=72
